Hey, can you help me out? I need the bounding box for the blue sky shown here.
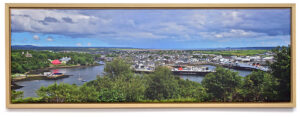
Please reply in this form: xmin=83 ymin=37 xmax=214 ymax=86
xmin=11 ymin=9 xmax=291 ymax=49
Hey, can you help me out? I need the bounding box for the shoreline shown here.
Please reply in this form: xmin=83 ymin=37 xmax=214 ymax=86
xmin=11 ymin=75 xmax=72 ymax=90
xmin=12 ymin=75 xmax=72 ymax=82
xmin=27 ymin=63 xmax=101 ymax=74
xmin=11 ymin=64 xmax=103 ymax=90
xmin=11 ymin=82 xmax=24 ymax=90
xmin=11 ymin=64 xmax=103 ymax=83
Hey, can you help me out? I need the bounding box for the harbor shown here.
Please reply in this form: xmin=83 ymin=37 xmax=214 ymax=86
xmin=14 ymin=64 xmax=252 ymax=98
xmin=12 ymin=49 xmax=273 ymax=98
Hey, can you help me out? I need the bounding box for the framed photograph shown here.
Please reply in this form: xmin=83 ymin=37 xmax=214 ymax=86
xmin=6 ymin=3 xmax=296 ymax=108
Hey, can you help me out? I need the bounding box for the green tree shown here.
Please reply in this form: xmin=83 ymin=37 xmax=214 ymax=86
xmin=104 ymin=58 xmax=133 ymax=79
xmin=78 ymin=84 xmax=99 ymax=102
xmin=202 ymin=67 xmax=243 ymax=102
xmin=36 ymin=82 xmax=80 ymax=103
xmin=11 ymin=50 xmax=97 ymax=74
xmin=97 ymin=88 xmax=126 ymax=102
xmin=11 ymin=90 xmax=24 ymax=100
xmin=88 ymin=76 xmax=127 ymax=102
xmin=145 ymin=66 xmax=180 ymax=100
xmin=114 ymin=76 xmax=147 ymax=102
xmin=177 ymin=78 xmax=207 ymax=101
xmin=242 ymin=71 xmax=278 ymax=102
xmin=270 ymin=46 xmax=291 ymax=101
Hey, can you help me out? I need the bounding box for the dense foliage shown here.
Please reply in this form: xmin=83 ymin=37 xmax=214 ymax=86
xmin=270 ymin=46 xmax=291 ymax=101
xmin=11 ymin=46 xmax=291 ymax=103
xmin=242 ymin=71 xmax=278 ymax=102
xmin=11 ymin=50 xmax=98 ymax=74
xmin=202 ymin=67 xmax=243 ymax=102
xmin=144 ymin=66 xmax=207 ymax=101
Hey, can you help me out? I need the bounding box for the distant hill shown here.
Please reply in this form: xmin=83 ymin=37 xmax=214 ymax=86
xmin=11 ymin=45 xmax=38 ymax=47
xmin=11 ymin=45 xmax=135 ymax=51
xmin=11 ymin=45 xmax=39 ymax=50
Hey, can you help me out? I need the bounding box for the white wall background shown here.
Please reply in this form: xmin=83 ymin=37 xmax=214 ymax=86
xmin=0 ymin=0 xmax=299 ymax=117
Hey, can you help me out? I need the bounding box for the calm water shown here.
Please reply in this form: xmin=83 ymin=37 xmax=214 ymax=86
xmin=15 ymin=65 xmax=252 ymax=98
xmin=15 ymin=65 xmax=105 ymax=98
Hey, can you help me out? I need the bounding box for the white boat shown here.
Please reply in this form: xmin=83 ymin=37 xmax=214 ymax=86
xmin=78 ymin=73 xmax=82 ymax=81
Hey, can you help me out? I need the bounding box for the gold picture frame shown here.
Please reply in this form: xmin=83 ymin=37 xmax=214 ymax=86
xmin=5 ymin=3 xmax=296 ymax=108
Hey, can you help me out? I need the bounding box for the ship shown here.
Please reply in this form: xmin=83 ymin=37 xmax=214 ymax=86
xmin=171 ymin=66 xmax=215 ymax=76
xmin=222 ymin=62 xmax=269 ymax=71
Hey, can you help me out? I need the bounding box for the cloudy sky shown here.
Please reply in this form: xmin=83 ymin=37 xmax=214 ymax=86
xmin=11 ymin=9 xmax=291 ymax=49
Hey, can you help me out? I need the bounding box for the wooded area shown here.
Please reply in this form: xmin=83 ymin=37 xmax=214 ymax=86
xmin=11 ymin=46 xmax=291 ymax=103
xmin=11 ymin=50 xmax=100 ymax=74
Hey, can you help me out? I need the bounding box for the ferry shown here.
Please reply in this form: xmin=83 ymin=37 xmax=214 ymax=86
xmin=222 ymin=62 xmax=269 ymax=71
xmin=171 ymin=66 xmax=215 ymax=76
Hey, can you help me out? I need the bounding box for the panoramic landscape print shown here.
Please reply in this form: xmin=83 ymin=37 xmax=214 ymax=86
xmin=10 ymin=8 xmax=291 ymax=103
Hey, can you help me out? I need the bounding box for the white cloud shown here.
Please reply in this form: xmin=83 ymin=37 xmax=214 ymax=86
xmin=110 ymin=32 xmax=167 ymax=40
xmin=217 ymin=29 xmax=266 ymax=38
xmin=159 ymin=22 xmax=188 ymax=33
xmin=87 ymin=42 xmax=92 ymax=46
xmin=46 ymin=37 xmax=53 ymax=41
xmin=33 ymin=35 xmax=39 ymax=40
xmin=11 ymin=9 xmax=109 ymax=36
xmin=199 ymin=29 xmax=266 ymax=40
xmin=76 ymin=43 xmax=82 ymax=46
xmin=221 ymin=11 xmax=244 ymax=27
xmin=127 ymin=19 xmax=136 ymax=27
xmin=11 ymin=9 xmax=290 ymax=44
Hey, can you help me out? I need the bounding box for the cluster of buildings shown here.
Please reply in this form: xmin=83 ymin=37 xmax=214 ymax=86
xmin=100 ymin=50 xmax=274 ymax=72
xmin=210 ymin=54 xmax=273 ymax=71
xmin=43 ymin=48 xmax=273 ymax=72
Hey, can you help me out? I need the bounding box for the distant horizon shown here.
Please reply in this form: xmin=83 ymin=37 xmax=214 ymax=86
xmin=11 ymin=9 xmax=291 ymax=49
xmin=11 ymin=44 xmax=280 ymax=50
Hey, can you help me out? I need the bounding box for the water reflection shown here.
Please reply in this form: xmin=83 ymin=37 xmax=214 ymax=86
xmin=15 ymin=65 xmax=105 ymax=98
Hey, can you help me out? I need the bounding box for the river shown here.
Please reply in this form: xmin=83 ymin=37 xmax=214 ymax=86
xmin=15 ymin=65 xmax=252 ymax=98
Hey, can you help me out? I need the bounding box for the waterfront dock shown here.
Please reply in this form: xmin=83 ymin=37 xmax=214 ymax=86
xmin=171 ymin=70 xmax=214 ymax=76
xmin=221 ymin=62 xmax=269 ymax=71
xmin=134 ymin=66 xmax=215 ymax=76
